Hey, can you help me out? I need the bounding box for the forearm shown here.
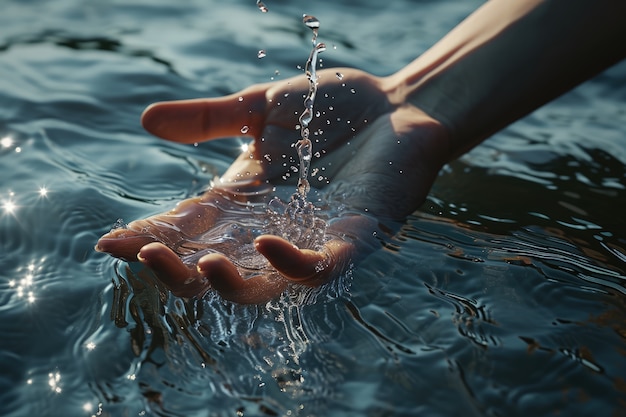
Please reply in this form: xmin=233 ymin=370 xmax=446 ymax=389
xmin=387 ymin=0 xmax=626 ymax=159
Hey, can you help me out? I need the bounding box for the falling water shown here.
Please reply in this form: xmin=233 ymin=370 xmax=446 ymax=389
xmin=295 ymin=15 xmax=325 ymax=199
xmin=269 ymin=14 xmax=328 ymax=250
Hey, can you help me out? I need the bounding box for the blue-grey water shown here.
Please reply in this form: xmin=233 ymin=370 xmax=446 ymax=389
xmin=1 ymin=1 xmax=625 ymax=416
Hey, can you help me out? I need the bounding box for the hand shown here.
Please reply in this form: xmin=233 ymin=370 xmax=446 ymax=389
xmin=96 ymin=67 xmax=450 ymax=303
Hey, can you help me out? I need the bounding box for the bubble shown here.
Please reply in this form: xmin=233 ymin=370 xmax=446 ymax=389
xmin=238 ymin=96 xmax=244 ymax=102
xmin=241 ymin=126 xmax=250 ymax=134
xmin=257 ymin=50 xmax=267 ymax=59
xmin=335 ymin=72 xmax=344 ymax=80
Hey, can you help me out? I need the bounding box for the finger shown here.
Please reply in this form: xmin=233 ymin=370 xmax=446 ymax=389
xmin=96 ymin=227 xmax=157 ymax=261
xmin=141 ymin=87 xmax=268 ymax=144
xmin=198 ymin=253 xmax=287 ymax=304
xmin=137 ymin=242 xmax=209 ymax=298
xmin=254 ymin=235 xmax=355 ymax=286
xmin=97 ymin=193 xmax=225 ymax=261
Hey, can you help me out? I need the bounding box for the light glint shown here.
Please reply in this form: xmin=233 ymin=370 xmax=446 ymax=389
xmin=2 ymin=200 xmax=16 ymax=214
xmin=1 ymin=136 xmax=13 ymax=148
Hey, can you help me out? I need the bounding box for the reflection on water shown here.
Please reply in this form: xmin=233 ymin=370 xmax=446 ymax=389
xmin=1 ymin=0 xmax=625 ymax=416
xmin=108 ymin=259 xmax=353 ymax=416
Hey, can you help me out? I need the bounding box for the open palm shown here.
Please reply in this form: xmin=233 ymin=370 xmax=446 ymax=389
xmin=96 ymin=67 xmax=449 ymax=303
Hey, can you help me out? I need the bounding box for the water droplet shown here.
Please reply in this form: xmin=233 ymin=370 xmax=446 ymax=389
xmin=241 ymin=126 xmax=250 ymax=134
xmin=113 ymin=218 xmax=127 ymax=230
xmin=256 ymin=0 xmax=268 ymax=12
xmin=302 ymin=15 xmax=320 ymax=29
xmin=258 ymin=50 xmax=267 ymax=59
xmin=350 ymin=88 xmax=356 ymax=94
xmin=238 ymin=96 xmax=244 ymax=102
xmin=335 ymin=72 xmax=344 ymax=80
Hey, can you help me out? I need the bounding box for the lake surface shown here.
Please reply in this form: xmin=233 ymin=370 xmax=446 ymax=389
xmin=1 ymin=1 xmax=625 ymax=416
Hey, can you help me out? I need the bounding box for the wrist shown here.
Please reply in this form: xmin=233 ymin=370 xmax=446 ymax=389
xmin=386 ymin=0 xmax=626 ymax=161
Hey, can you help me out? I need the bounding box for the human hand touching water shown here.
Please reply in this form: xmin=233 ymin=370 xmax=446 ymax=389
xmin=97 ymin=0 xmax=626 ymax=304
xmin=96 ymin=67 xmax=450 ymax=303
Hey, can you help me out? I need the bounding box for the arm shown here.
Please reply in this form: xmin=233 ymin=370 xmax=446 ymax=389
xmin=386 ymin=0 xmax=626 ymax=159
xmin=99 ymin=0 xmax=626 ymax=304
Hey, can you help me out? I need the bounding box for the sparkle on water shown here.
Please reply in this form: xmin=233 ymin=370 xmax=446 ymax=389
xmin=1 ymin=135 xmax=13 ymax=148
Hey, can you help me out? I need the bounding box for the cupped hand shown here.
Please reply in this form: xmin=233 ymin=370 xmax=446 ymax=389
xmin=96 ymin=67 xmax=450 ymax=303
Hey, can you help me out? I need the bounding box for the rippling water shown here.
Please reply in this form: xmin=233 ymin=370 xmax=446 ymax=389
xmin=1 ymin=0 xmax=625 ymax=416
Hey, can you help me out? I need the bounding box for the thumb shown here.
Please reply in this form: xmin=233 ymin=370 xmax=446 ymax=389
xmin=141 ymin=87 xmax=267 ymax=144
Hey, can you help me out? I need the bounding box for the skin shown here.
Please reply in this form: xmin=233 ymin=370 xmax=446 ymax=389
xmin=97 ymin=0 xmax=626 ymax=303
xmin=96 ymin=69 xmax=449 ymax=303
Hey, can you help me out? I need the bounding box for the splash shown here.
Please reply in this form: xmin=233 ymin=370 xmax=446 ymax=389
xmin=294 ymin=15 xmax=325 ymax=200
xmin=276 ymin=14 xmax=327 ymax=236
xmin=178 ymin=15 xmax=329 ymax=281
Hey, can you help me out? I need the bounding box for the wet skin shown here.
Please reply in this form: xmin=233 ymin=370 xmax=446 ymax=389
xmin=96 ymin=67 xmax=449 ymax=303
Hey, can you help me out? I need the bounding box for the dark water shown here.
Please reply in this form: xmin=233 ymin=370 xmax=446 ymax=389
xmin=1 ymin=1 xmax=625 ymax=416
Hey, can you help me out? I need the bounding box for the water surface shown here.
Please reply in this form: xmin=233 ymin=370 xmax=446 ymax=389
xmin=1 ymin=1 xmax=625 ymax=416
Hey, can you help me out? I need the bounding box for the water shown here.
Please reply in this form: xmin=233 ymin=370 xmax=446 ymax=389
xmin=1 ymin=0 xmax=626 ymax=416
xmin=294 ymin=14 xmax=324 ymax=199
